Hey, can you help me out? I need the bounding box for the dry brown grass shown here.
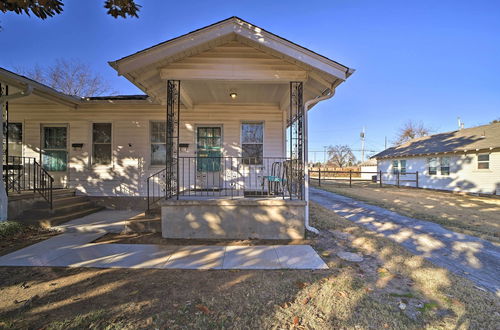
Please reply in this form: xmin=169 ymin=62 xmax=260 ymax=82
xmin=312 ymin=181 xmax=500 ymax=243
xmin=0 ymin=204 xmax=498 ymax=329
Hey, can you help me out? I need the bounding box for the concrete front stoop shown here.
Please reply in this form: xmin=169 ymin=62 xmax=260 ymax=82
xmin=13 ymin=189 xmax=105 ymax=228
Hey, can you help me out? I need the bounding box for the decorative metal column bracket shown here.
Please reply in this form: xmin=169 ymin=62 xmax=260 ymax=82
xmin=289 ymin=82 xmax=304 ymax=199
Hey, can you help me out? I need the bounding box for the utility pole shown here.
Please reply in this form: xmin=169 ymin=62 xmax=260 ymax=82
xmin=360 ymin=127 xmax=365 ymax=162
xmin=384 ymin=136 xmax=387 ymax=149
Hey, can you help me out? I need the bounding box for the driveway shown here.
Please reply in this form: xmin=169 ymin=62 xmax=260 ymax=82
xmin=310 ymin=187 xmax=500 ymax=296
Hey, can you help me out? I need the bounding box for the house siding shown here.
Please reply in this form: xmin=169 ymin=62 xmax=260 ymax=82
xmin=10 ymin=102 xmax=285 ymax=197
xmin=377 ymin=151 xmax=500 ymax=194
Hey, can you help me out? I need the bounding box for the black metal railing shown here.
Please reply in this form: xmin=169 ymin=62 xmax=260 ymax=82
xmin=146 ymin=157 xmax=304 ymax=209
xmin=177 ymin=156 xmax=303 ymax=199
xmin=3 ymin=156 xmax=54 ymax=208
xmin=146 ymin=167 xmax=167 ymax=210
xmin=33 ymin=160 xmax=54 ymax=208
xmin=4 ymin=156 xmax=36 ymax=193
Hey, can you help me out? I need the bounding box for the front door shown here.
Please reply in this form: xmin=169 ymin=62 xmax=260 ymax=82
xmin=41 ymin=125 xmax=68 ymax=188
xmin=196 ymin=126 xmax=222 ymax=190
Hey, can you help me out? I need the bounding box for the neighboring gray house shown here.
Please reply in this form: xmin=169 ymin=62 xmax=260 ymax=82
xmin=372 ymin=122 xmax=500 ymax=195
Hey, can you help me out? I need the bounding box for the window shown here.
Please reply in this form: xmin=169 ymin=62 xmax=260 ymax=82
xmin=42 ymin=126 xmax=67 ymax=171
xmin=150 ymin=121 xmax=166 ymax=166
xmin=440 ymin=157 xmax=450 ymax=175
xmin=241 ymin=123 xmax=263 ymax=165
xmin=92 ymin=123 xmax=112 ymax=165
xmin=428 ymin=157 xmax=438 ymax=175
xmin=478 ymin=154 xmax=489 ymax=170
xmin=7 ymin=123 xmax=22 ymax=158
xmin=400 ymin=160 xmax=407 ymax=174
xmin=392 ymin=160 xmax=399 ymax=174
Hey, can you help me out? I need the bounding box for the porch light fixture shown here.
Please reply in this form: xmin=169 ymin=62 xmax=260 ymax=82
xmin=229 ymin=92 xmax=238 ymax=99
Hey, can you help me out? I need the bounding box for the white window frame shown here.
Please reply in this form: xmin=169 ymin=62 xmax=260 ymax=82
xmin=7 ymin=122 xmax=23 ymax=158
xmin=150 ymin=120 xmax=167 ymax=167
xmin=241 ymin=121 xmax=264 ymax=165
xmin=477 ymin=153 xmax=490 ymax=170
xmin=392 ymin=160 xmax=399 ymax=174
xmin=440 ymin=157 xmax=450 ymax=175
xmin=399 ymin=160 xmax=407 ymax=175
xmin=428 ymin=157 xmax=438 ymax=175
xmin=92 ymin=122 xmax=113 ymax=166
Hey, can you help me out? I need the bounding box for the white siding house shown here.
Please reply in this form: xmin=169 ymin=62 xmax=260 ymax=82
xmin=373 ymin=123 xmax=500 ymax=195
xmin=1 ymin=17 xmax=355 ymax=238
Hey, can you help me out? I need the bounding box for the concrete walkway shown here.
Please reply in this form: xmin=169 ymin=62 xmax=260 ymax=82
xmin=0 ymin=210 xmax=327 ymax=270
xmin=310 ymin=187 xmax=500 ymax=295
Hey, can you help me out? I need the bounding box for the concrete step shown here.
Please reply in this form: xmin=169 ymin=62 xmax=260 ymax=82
xmin=24 ymin=200 xmax=97 ymax=219
xmin=125 ymin=216 xmax=161 ymax=233
xmin=145 ymin=207 xmax=161 ymax=218
xmin=33 ymin=195 xmax=88 ymax=208
xmin=36 ymin=206 xmax=106 ymax=228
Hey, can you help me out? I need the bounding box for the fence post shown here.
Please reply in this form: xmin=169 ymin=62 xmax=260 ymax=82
xmin=379 ymin=170 xmax=382 ymax=187
xmin=397 ymin=171 xmax=400 ymax=188
xmin=416 ymin=171 xmax=419 ymax=188
xmin=318 ymin=168 xmax=321 ymax=186
xmin=349 ymin=170 xmax=352 ymax=187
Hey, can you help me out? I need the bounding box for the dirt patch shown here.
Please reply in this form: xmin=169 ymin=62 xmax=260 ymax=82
xmin=313 ymin=181 xmax=500 ymax=243
xmin=0 ymin=203 xmax=499 ymax=329
xmin=0 ymin=224 xmax=59 ymax=257
xmin=93 ymin=232 xmax=311 ymax=246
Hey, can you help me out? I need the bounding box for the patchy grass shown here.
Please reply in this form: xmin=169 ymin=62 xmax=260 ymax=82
xmin=0 ymin=204 xmax=498 ymax=329
xmin=0 ymin=222 xmax=59 ymax=256
xmin=312 ymin=181 xmax=500 ymax=243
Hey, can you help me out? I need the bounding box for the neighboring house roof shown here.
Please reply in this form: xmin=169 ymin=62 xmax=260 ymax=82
xmin=0 ymin=67 xmax=151 ymax=106
xmin=0 ymin=67 xmax=81 ymax=107
xmin=359 ymin=158 xmax=377 ymax=166
xmin=372 ymin=122 xmax=500 ymax=159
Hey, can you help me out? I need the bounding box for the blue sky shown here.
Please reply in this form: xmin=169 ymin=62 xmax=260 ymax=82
xmin=2 ymin=0 xmax=499 ymax=160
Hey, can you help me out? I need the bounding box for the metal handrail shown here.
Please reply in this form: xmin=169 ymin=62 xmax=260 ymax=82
xmin=146 ymin=167 xmax=167 ymax=210
xmin=33 ymin=160 xmax=54 ymax=209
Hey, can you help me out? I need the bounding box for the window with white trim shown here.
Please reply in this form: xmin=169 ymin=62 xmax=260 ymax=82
xmin=477 ymin=154 xmax=489 ymax=170
xmin=241 ymin=122 xmax=263 ymax=165
xmin=7 ymin=123 xmax=22 ymax=158
xmin=440 ymin=157 xmax=450 ymax=175
xmin=151 ymin=121 xmax=166 ymax=166
xmin=92 ymin=123 xmax=112 ymax=165
xmin=400 ymin=160 xmax=407 ymax=174
xmin=392 ymin=160 xmax=399 ymax=174
xmin=428 ymin=157 xmax=438 ymax=175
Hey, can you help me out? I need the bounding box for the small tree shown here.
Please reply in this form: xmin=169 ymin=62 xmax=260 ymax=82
xmin=16 ymin=59 xmax=115 ymax=97
xmin=393 ymin=120 xmax=431 ymax=146
xmin=0 ymin=0 xmax=141 ymax=19
xmin=326 ymin=145 xmax=356 ymax=168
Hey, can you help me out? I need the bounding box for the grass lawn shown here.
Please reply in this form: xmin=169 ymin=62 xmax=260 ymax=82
xmin=0 ymin=206 xmax=499 ymax=329
xmin=311 ymin=180 xmax=500 ymax=243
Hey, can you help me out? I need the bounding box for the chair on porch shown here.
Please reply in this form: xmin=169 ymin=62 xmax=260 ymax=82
xmin=262 ymin=161 xmax=290 ymax=197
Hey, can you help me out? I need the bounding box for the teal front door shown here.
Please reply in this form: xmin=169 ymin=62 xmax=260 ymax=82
xmin=196 ymin=126 xmax=222 ymax=189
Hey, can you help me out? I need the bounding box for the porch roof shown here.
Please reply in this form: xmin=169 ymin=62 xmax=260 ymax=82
xmin=109 ymin=17 xmax=355 ymax=108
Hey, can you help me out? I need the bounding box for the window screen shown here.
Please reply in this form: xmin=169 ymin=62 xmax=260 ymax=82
xmin=92 ymin=123 xmax=112 ymax=165
xmin=151 ymin=121 xmax=166 ymax=166
xmin=241 ymin=123 xmax=263 ymax=165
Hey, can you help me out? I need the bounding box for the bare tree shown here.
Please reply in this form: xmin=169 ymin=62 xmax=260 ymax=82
xmin=16 ymin=59 xmax=115 ymax=97
xmin=393 ymin=120 xmax=431 ymax=146
xmin=0 ymin=0 xmax=141 ymax=20
xmin=326 ymin=145 xmax=356 ymax=168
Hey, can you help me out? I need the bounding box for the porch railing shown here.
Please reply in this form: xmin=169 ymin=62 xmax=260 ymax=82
xmin=146 ymin=156 xmax=304 ymax=209
xmin=3 ymin=156 xmax=54 ymax=208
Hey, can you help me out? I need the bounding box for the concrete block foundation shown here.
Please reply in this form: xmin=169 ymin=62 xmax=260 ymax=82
xmin=161 ymin=198 xmax=306 ymax=240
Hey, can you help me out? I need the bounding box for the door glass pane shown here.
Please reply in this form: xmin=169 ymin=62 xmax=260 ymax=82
xmin=42 ymin=150 xmax=67 ymax=171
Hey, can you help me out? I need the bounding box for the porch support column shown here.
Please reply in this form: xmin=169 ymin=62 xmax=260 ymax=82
xmin=289 ymin=82 xmax=304 ymax=200
xmin=165 ymin=80 xmax=181 ymax=200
